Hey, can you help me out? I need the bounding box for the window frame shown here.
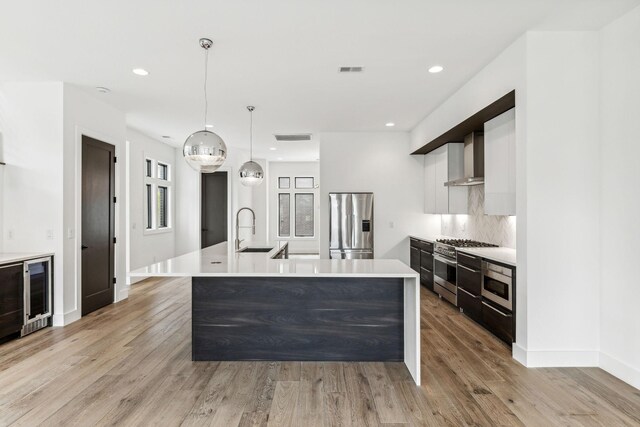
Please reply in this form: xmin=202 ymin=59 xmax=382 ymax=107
xmin=144 ymin=157 xmax=173 ymax=235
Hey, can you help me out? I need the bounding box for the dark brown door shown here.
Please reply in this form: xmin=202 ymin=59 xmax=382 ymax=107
xmin=81 ymin=136 xmax=115 ymax=316
xmin=201 ymin=171 xmax=228 ymax=248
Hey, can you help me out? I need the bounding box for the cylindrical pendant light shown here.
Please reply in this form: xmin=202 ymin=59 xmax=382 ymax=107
xmin=183 ymin=38 xmax=228 ymax=173
xmin=239 ymin=106 xmax=264 ymax=186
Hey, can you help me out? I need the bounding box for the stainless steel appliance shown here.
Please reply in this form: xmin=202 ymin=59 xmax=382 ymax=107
xmin=22 ymin=256 xmax=52 ymax=336
xmin=329 ymin=193 xmax=373 ymax=259
xmin=482 ymin=260 xmax=513 ymax=311
xmin=433 ymin=239 xmax=497 ymax=306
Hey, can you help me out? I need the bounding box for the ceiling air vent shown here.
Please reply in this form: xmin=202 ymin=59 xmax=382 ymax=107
xmin=274 ymin=134 xmax=313 ymax=142
xmin=339 ymin=66 xmax=363 ymax=73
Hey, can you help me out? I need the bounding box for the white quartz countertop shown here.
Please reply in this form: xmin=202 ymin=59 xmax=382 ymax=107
xmin=409 ymin=235 xmax=440 ymax=243
xmin=0 ymin=252 xmax=53 ymax=265
xmin=456 ymin=247 xmax=516 ymax=267
xmin=129 ymin=241 xmax=418 ymax=278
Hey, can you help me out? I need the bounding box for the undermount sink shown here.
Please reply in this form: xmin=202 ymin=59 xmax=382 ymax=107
xmin=238 ymin=247 xmax=273 ymax=253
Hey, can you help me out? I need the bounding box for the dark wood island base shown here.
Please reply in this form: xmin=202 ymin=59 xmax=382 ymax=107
xmin=192 ymin=276 xmax=405 ymax=361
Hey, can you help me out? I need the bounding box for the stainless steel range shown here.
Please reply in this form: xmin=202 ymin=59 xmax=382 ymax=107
xmin=433 ymin=239 xmax=497 ymax=306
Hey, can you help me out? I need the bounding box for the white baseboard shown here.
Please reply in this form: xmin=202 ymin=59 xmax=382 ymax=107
xmin=512 ymin=343 xmax=528 ymax=366
xmin=600 ymin=351 xmax=640 ymax=390
xmin=128 ymin=276 xmax=146 ymax=285
xmin=116 ymin=287 xmax=129 ymax=302
xmin=52 ymin=309 xmax=81 ymax=327
xmin=511 ymin=346 xmax=599 ymax=367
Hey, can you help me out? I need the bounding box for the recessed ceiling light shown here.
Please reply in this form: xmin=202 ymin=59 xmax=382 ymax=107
xmin=132 ymin=68 xmax=149 ymax=76
xmin=205 ymin=124 xmax=213 ymax=128
xmin=162 ymin=135 xmax=171 ymax=139
xmin=428 ymin=65 xmax=444 ymax=74
xmin=269 ymin=147 xmax=277 ymax=151
xmin=96 ymin=86 xmax=110 ymax=94
xmin=385 ymin=122 xmax=395 ymax=127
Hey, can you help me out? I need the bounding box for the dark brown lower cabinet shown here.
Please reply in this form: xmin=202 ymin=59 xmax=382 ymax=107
xmin=420 ymin=267 xmax=434 ymax=292
xmin=0 ymin=263 xmax=24 ymax=341
xmin=482 ymin=300 xmax=514 ymax=344
xmin=410 ymin=245 xmax=420 ymax=273
xmin=458 ymin=287 xmax=482 ymax=323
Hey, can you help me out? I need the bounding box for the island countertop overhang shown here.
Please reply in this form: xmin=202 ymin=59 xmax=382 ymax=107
xmin=128 ymin=241 xmax=418 ymax=278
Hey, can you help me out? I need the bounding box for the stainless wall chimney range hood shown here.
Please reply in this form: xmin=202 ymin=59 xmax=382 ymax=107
xmin=444 ymin=131 xmax=485 ymax=187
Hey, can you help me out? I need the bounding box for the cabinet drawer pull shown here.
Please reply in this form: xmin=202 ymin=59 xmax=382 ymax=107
xmin=458 ymin=264 xmax=479 ymax=273
xmin=458 ymin=287 xmax=480 ymax=299
xmin=0 ymin=263 xmax=24 ymax=269
xmin=457 ymin=252 xmax=478 ymax=260
xmin=482 ymin=301 xmax=511 ymax=317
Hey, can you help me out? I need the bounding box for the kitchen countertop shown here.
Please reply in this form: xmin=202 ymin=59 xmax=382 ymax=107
xmin=129 ymin=241 xmax=418 ymax=278
xmin=456 ymin=247 xmax=516 ymax=267
xmin=409 ymin=235 xmax=445 ymax=243
xmin=0 ymin=252 xmax=54 ymax=265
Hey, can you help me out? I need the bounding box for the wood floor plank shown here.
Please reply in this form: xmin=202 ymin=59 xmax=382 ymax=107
xmin=361 ymin=362 xmax=407 ymax=424
xmin=267 ymin=381 xmax=299 ymax=427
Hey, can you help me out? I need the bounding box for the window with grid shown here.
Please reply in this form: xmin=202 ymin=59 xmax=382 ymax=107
xmin=277 ymin=176 xmax=316 ymax=239
xmin=144 ymin=157 xmax=172 ymax=232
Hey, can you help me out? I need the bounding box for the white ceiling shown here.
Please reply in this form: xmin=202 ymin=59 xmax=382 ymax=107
xmin=1 ymin=0 xmax=638 ymax=161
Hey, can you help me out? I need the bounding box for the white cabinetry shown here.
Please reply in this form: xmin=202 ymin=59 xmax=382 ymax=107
xmin=424 ymin=151 xmax=436 ymax=213
xmin=424 ymin=143 xmax=467 ymax=214
xmin=484 ymin=109 xmax=516 ymax=216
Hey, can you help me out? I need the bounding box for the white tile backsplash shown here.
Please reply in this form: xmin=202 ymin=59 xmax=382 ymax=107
xmin=440 ymin=186 xmax=516 ymax=248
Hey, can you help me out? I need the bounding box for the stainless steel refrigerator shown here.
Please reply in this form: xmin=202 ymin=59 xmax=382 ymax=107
xmin=329 ymin=193 xmax=374 ymax=259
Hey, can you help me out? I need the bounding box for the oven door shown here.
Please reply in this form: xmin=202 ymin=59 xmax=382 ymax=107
xmin=433 ymin=255 xmax=457 ymax=294
xmin=482 ymin=263 xmax=512 ymax=311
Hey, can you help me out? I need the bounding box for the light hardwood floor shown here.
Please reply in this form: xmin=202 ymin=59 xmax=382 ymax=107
xmin=0 ymin=276 xmax=638 ymax=426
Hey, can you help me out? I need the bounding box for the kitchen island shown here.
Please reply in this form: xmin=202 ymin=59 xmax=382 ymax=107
xmin=129 ymin=241 xmax=421 ymax=385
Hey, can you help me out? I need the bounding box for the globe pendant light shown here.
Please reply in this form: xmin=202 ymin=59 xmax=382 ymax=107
xmin=239 ymin=106 xmax=264 ymax=186
xmin=183 ymin=38 xmax=227 ymax=173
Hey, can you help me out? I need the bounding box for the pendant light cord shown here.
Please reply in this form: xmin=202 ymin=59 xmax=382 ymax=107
xmin=249 ymin=108 xmax=253 ymax=160
xmin=203 ymin=47 xmax=209 ymax=130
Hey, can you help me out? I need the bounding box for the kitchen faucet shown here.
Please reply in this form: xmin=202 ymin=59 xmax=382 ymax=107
xmin=235 ymin=207 xmax=256 ymax=251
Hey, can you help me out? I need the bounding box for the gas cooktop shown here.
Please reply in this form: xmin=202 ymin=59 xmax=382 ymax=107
xmin=436 ymin=239 xmax=498 ymax=248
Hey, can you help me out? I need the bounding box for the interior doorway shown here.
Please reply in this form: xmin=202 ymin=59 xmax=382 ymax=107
xmin=81 ymin=135 xmax=115 ymax=316
xmin=201 ymin=171 xmax=228 ymax=248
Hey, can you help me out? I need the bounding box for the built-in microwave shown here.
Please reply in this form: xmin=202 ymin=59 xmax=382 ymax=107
xmin=481 ymin=260 xmax=512 ymax=311
xmin=22 ymin=256 xmax=52 ymax=336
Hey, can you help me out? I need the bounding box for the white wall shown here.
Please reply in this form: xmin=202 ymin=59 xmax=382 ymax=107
xmin=319 ymin=132 xmax=439 ymax=262
xmin=599 ymin=5 xmax=640 ymax=389
xmin=62 ymin=83 xmax=127 ymax=324
xmin=525 ymin=32 xmax=601 ymax=365
xmin=126 ymin=128 xmax=176 ymax=284
xmin=268 ymin=161 xmax=320 ymax=254
xmin=0 ymin=82 xmax=65 ymax=318
xmin=252 ymin=158 xmax=268 ymax=243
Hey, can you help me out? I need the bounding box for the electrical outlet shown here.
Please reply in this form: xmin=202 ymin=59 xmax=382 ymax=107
xmin=67 ymin=228 xmax=75 ymax=239
xmin=389 ymin=221 xmax=395 ymax=229
xmin=7 ymin=230 xmax=13 ymax=240
xmin=132 ymin=222 xmax=137 ymax=230
xmin=46 ymin=229 xmax=54 ymax=240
